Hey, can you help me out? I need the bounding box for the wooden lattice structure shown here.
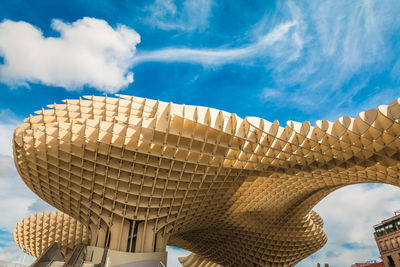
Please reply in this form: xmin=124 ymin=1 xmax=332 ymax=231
xmin=12 ymin=94 xmax=400 ymax=266
xmin=13 ymin=211 xmax=90 ymax=258
xmin=179 ymin=252 xmax=223 ymax=267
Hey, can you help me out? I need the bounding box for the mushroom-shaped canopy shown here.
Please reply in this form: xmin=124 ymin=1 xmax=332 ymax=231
xmin=13 ymin=211 xmax=90 ymax=258
xmin=12 ymin=95 xmax=400 ymax=265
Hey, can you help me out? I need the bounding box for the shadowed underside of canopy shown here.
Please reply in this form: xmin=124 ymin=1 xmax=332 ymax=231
xmin=12 ymin=94 xmax=400 ymax=266
xmin=179 ymin=252 xmax=223 ymax=267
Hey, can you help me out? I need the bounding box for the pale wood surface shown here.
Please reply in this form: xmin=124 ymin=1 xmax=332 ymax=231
xmin=12 ymin=95 xmax=400 ymax=266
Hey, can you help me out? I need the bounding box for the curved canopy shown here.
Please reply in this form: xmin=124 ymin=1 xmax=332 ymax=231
xmin=12 ymin=95 xmax=400 ymax=265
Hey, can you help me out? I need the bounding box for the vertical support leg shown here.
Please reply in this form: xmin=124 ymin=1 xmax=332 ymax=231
xmin=109 ymin=217 xmax=130 ymax=251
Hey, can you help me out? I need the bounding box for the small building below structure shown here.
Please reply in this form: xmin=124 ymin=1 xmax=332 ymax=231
xmin=351 ymin=261 xmax=384 ymax=267
xmin=374 ymin=210 xmax=400 ymax=267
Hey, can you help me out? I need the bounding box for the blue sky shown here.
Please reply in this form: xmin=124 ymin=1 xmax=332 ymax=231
xmin=0 ymin=0 xmax=400 ymax=266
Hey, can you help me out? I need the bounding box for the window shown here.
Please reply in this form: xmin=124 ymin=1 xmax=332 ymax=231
xmin=376 ymin=227 xmax=386 ymax=237
xmin=387 ymin=255 xmax=395 ymax=267
xmin=385 ymin=224 xmax=396 ymax=233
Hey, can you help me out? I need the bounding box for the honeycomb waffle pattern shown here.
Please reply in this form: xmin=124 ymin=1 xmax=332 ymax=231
xmin=12 ymin=94 xmax=400 ymax=266
xmin=13 ymin=211 xmax=90 ymax=258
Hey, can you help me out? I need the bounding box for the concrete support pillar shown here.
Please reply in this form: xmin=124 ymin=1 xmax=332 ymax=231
xmin=135 ymin=221 xmax=156 ymax=253
xmin=96 ymin=228 xmax=107 ymax=248
xmin=89 ymin=225 xmax=98 ymax=246
xmin=109 ymin=217 xmax=130 ymax=251
xmin=155 ymin=232 xmax=166 ymax=252
xmin=143 ymin=221 xmax=155 ymax=252
xmin=109 ymin=223 xmax=119 ymax=250
xmin=135 ymin=222 xmax=144 ymax=253
xmin=119 ymin=220 xmax=130 ymax=252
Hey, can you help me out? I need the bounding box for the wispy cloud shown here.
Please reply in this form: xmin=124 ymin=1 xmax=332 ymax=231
xmin=256 ymin=0 xmax=400 ymax=116
xmin=286 ymin=0 xmax=385 ymax=85
xmin=133 ymin=21 xmax=298 ymax=65
xmin=144 ymin=0 xmax=213 ymax=31
xmin=0 ymin=17 xmax=140 ymax=93
xmin=259 ymin=88 xmax=283 ymax=100
xmin=136 ymin=0 xmax=399 ymax=119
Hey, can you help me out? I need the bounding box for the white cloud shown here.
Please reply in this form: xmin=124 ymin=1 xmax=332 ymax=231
xmin=0 ymin=153 xmax=49 ymax=233
xmin=0 ymin=124 xmax=16 ymax=158
xmin=144 ymin=0 xmax=213 ymax=31
xmin=0 ymin=246 xmax=34 ymax=265
xmin=296 ymin=184 xmax=400 ymax=266
xmin=0 ymin=152 xmax=47 ymax=266
xmin=0 ymin=17 xmax=140 ymax=93
xmin=133 ymin=21 xmax=298 ymax=65
xmin=0 ymin=117 xmax=35 ymax=231
xmin=27 ymin=199 xmax=55 ymax=214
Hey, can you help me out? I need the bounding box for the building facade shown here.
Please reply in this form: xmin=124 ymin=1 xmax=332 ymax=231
xmin=374 ymin=212 xmax=400 ymax=267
